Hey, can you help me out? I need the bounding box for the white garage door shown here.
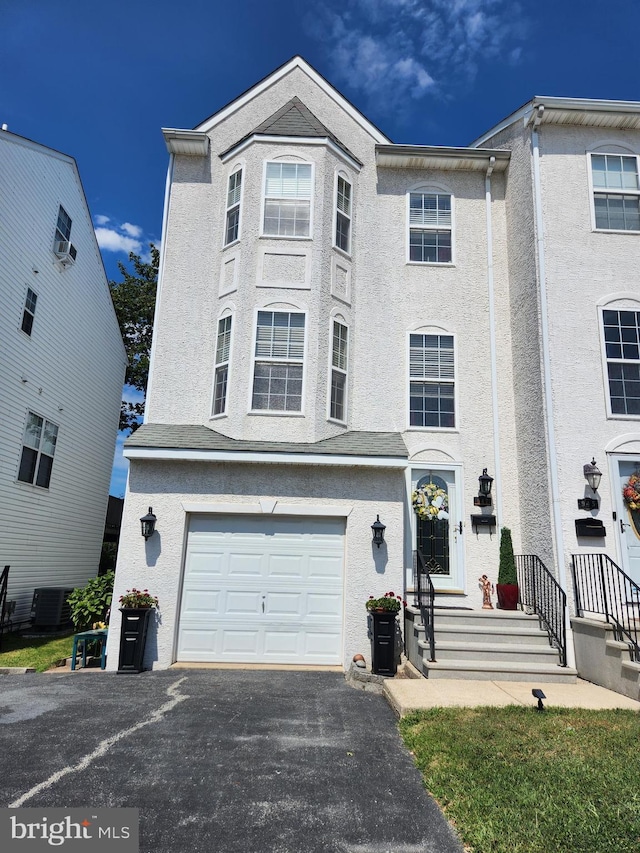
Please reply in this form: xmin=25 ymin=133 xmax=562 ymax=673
xmin=176 ymin=515 xmax=345 ymax=664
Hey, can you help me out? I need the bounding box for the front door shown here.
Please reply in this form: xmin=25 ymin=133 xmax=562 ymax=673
xmin=411 ymin=467 xmax=464 ymax=593
xmin=615 ymin=458 xmax=640 ymax=585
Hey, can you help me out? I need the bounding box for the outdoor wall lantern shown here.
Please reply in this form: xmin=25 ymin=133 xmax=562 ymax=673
xmin=578 ymin=458 xmax=601 ymax=510
xmin=140 ymin=507 xmax=157 ymax=540
xmin=583 ymin=458 xmax=602 ymax=493
xmin=371 ymin=515 xmax=386 ymax=548
xmin=474 ymin=468 xmax=494 ymax=507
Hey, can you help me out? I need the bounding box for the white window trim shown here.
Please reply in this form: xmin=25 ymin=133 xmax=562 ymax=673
xmin=332 ymin=170 xmax=352 ymax=257
xmin=210 ymin=309 xmax=235 ymax=419
xmin=598 ymin=303 xmax=640 ymax=420
xmin=16 ymin=409 xmax=59 ymax=489
xmin=259 ymin=159 xmax=315 ymax=241
xmin=405 ymin=330 xmax=459 ymax=432
xmin=326 ymin=314 xmax=349 ymax=425
xmin=587 ymin=151 xmax=640 ymax=234
xmin=222 ymin=163 xmax=244 ymax=249
xmin=405 ymin=186 xmax=456 ymax=266
xmin=248 ymin=305 xmax=308 ymax=415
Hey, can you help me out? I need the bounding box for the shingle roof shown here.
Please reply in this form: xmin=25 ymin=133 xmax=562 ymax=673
xmin=220 ymin=97 xmax=362 ymax=166
xmin=125 ymin=424 xmax=407 ymax=458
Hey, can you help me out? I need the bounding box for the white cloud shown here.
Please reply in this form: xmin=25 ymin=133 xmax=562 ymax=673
xmin=95 ymin=227 xmax=143 ymax=255
xmin=121 ymin=222 xmax=143 ymax=238
xmin=307 ymin=0 xmax=527 ymax=110
xmin=94 ymin=214 xmax=110 ymax=226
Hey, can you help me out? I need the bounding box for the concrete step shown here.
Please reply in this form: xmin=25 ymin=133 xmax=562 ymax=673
xmin=419 ymin=659 xmax=578 ymax=683
xmin=432 ymin=624 xmax=552 ymax=646
xmin=425 ymin=639 xmax=560 ymax=664
xmin=433 ymin=608 xmax=541 ymax=631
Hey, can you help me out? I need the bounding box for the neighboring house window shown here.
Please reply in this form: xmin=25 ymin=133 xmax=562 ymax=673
xmin=263 ymin=162 xmax=312 ymax=237
xmin=408 ymin=192 xmax=452 ymax=263
xmin=591 ymin=154 xmax=640 ymax=231
xmin=602 ymin=309 xmax=640 ymax=415
xmin=17 ymin=412 xmax=58 ymax=488
xmin=335 ymin=175 xmax=352 ymax=253
xmin=329 ymin=320 xmax=348 ymax=422
xmin=21 ymin=288 xmax=38 ymax=336
xmin=54 ymin=205 xmax=77 ymax=261
xmin=252 ymin=311 xmax=305 ymax=411
xmin=225 ymin=169 xmax=242 ymax=245
xmin=409 ymin=334 xmax=455 ymax=427
xmin=212 ymin=315 xmax=232 ymax=415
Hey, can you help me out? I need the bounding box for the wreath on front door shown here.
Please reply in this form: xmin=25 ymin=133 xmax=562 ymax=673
xmin=412 ymin=483 xmax=449 ymax=520
xmin=622 ymin=470 xmax=640 ymax=511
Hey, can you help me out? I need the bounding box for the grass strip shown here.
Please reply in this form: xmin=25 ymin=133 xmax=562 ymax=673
xmin=0 ymin=633 xmax=75 ymax=672
xmin=399 ymin=706 xmax=640 ymax=853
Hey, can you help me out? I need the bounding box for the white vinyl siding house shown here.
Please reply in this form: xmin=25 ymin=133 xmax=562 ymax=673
xmin=0 ymin=130 xmax=126 ymax=623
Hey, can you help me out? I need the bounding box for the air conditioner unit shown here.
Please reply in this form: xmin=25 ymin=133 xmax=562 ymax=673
xmin=54 ymin=241 xmax=77 ymax=265
xmin=31 ymin=587 xmax=74 ymax=627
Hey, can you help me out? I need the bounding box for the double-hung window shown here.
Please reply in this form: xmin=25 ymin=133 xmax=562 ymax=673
xmin=602 ymin=309 xmax=640 ymax=416
xmin=409 ymin=192 xmax=452 ymax=263
xmin=329 ymin=320 xmax=348 ymax=422
xmin=17 ymin=411 xmax=58 ymax=488
xmin=591 ymin=154 xmax=640 ymax=231
xmin=252 ymin=311 xmax=305 ymax=412
xmin=21 ymin=288 xmax=38 ymax=336
xmin=263 ymin=162 xmax=312 ymax=237
xmin=409 ymin=334 xmax=455 ymax=428
xmin=212 ymin=315 xmax=232 ymax=416
xmin=335 ymin=175 xmax=352 ymax=253
xmin=54 ymin=205 xmax=77 ymax=260
xmin=225 ymin=169 xmax=242 ymax=245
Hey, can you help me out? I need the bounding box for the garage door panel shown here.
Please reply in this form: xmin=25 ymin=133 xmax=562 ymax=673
xmin=177 ymin=514 xmax=344 ymax=664
xmin=181 ymin=590 xmax=221 ymax=615
xmin=225 ymin=590 xmax=262 ymax=616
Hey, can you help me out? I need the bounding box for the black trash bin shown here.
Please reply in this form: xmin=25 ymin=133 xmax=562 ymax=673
xmin=117 ymin=607 xmax=153 ymax=673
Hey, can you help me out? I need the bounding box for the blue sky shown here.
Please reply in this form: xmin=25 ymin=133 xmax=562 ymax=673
xmin=3 ymin=0 xmax=640 ymax=496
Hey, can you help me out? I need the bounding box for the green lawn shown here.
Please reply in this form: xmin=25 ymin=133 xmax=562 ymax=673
xmin=399 ymin=706 xmax=640 ymax=853
xmin=0 ymin=632 xmax=75 ymax=672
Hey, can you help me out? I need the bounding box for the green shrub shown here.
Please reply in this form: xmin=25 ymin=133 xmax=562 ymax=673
xmin=66 ymin=570 xmax=114 ymax=631
xmin=498 ymin=527 xmax=517 ymax=585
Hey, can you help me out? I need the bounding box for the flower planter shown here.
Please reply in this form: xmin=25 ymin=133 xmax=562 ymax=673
xmin=369 ymin=610 xmax=398 ymax=676
xmin=496 ymin=583 xmax=519 ymax=611
xmin=117 ymin=607 xmax=153 ymax=673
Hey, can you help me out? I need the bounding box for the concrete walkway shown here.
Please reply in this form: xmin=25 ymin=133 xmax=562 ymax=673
xmin=385 ymin=676 xmax=640 ymax=716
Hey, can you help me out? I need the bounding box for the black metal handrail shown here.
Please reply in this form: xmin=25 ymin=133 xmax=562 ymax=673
xmin=516 ymin=554 xmax=567 ymax=666
xmin=413 ymin=550 xmax=436 ymax=662
xmin=0 ymin=565 xmax=10 ymax=652
xmin=572 ymin=553 xmax=640 ymax=662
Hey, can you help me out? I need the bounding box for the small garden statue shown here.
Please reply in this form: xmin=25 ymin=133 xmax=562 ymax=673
xmin=479 ymin=574 xmax=494 ymax=609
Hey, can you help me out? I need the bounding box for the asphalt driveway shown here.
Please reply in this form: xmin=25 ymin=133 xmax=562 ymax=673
xmin=0 ymin=670 xmax=462 ymax=852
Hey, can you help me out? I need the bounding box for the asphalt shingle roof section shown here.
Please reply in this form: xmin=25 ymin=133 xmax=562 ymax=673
xmin=220 ymin=97 xmax=362 ymax=166
xmin=125 ymin=423 xmax=408 ymax=458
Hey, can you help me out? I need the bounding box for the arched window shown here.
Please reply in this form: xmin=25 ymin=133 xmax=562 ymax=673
xmin=601 ymin=304 xmax=640 ymax=416
xmin=212 ymin=312 xmax=233 ymax=416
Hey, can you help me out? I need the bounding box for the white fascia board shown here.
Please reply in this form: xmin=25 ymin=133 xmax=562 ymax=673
xmin=376 ymin=145 xmax=510 ymax=171
xmin=162 ymin=129 xmax=209 ymax=155
xmin=124 ymin=447 xmax=407 ymax=468
xmin=193 ymin=56 xmax=390 ymax=144
xmin=221 ymin=135 xmax=362 ymax=172
xmin=182 ymin=501 xmax=354 ymax=517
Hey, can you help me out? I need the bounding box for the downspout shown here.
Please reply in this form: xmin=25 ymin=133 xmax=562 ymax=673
xmin=529 ymin=106 xmax=575 ymax=666
xmin=143 ymin=153 xmax=174 ymax=422
xmin=485 ymin=156 xmax=503 ymax=526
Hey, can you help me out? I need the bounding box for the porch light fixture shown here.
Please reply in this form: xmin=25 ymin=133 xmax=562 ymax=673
xmin=583 ymin=458 xmax=602 ymax=494
xmin=474 ymin=468 xmax=494 ymax=507
xmin=371 ymin=515 xmax=386 ymax=548
xmin=140 ymin=507 xmax=157 ymax=541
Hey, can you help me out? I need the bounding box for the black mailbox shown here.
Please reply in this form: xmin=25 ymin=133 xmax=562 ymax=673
xmin=575 ymin=518 xmax=606 ymax=538
xmin=470 ymin=514 xmax=496 ymax=533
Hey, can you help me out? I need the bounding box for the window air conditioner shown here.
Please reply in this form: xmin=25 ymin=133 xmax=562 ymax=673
xmin=54 ymin=240 xmax=77 ymax=264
